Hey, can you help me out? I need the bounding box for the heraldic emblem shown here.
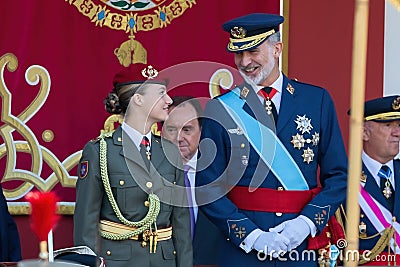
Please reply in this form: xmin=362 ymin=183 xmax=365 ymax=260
xmin=66 ymin=0 xmax=196 ymax=66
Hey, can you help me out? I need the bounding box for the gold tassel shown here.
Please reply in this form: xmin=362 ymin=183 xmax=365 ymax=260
xmin=358 ymin=227 xmax=395 ymax=265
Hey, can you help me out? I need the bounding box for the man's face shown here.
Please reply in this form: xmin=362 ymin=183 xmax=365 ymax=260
xmin=163 ymin=103 xmax=201 ymax=163
xmin=363 ymin=120 xmax=400 ymax=163
xmin=234 ymin=40 xmax=281 ymax=86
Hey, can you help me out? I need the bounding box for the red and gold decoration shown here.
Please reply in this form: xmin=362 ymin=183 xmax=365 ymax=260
xmin=25 ymin=191 xmax=60 ymax=260
xmin=66 ymin=0 xmax=196 ymax=67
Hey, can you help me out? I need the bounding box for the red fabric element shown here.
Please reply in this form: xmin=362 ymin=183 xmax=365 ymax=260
xmin=229 ymin=186 xmax=345 ymax=251
xmin=25 ymin=191 xmax=60 ymax=242
xmin=258 ymin=87 xmax=278 ymax=99
xmin=141 ymin=136 xmax=150 ymax=146
xmin=307 ymin=216 xmax=345 ymax=250
xmin=112 ymin=64 xmax=166 ymax=87
xmin=113 ymin=64 xmax=149 ymax=86
xmin=288 ymin=0 xmax=385 ymax=151
xmin=328 ymin=215 xmax=346 ymax=245
xmin=228 ymin=186 xmax=321 ymax=213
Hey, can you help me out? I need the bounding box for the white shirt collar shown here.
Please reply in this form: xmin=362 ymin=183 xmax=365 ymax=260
xmin=362 ymin=150 xmax=395 ymax=187
xmin=255 ymin=72 xmax=283 ymax=93
xmin=121 ymin=122 xmax=152 ymax=149
xmin=184 ymin=151 xmax=198 ymax=171
xmin=270 ymin=72 xmax=283 ymax=94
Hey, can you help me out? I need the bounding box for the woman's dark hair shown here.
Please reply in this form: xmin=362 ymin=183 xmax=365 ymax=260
xmin=104 ymin=83 xmax=144 ymax=114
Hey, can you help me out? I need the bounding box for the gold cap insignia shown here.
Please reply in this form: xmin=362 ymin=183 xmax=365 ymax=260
xmin=286 ymin=83 xmax=295 ymax=95
xmin=231 ymin=26 xmax=246 ymax=39
xmin=392 ymin=96 xmax=400 ymax=110
xmin=142 ymin=65 xmax=158 ymax=79
xmin=360 ymin=171 xmax=367 ymax=183
xmin=240 ymin=87 xmax=249 ymax=99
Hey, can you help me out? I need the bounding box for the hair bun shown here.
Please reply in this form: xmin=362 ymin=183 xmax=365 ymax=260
xmin=104 ymin=92 xmax=122 ymax=114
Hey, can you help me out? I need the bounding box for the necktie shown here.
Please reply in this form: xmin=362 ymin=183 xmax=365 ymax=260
xmin=258 ymin=87 xmax=278 ymax=124
xmin=140 ymin=136 xmax=151 ymax=170
xmin=378 ymin=165 xmax=394 ymax=211
xmin=184 ymin=164 xmax=195 ymax=239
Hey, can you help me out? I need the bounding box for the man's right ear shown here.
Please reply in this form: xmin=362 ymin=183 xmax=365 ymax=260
xmin=273 ymin=42 xmax=283 ymax=57
xmin=362 ymin=123 xmax=370 ymax=141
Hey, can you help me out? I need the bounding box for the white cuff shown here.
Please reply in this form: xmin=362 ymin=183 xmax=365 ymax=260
xmin=299 ymin=215 xmax=317 ymax=237
xmin=239 ymin=228 xmax=263 ymax=253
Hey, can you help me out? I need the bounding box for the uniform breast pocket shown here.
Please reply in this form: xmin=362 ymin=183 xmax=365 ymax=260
xmin=109 ymin=174 xmax=147 ymax=212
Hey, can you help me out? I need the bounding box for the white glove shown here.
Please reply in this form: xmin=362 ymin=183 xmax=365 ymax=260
xmin=253 ymin=231 xmax=290 ymax=258
xmin=269 ymin=216 xmax=311 ymax=251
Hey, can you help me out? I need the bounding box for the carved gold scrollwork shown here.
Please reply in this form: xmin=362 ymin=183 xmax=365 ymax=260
xmin=114 ymin=36 xmax=147 ymax=67
xmin=101 ymin=114 xmax=124 ymax=135
xmin=65 ymin=0 xmax=196 ymax=33
xmin=0 ymin=53 xmax=167 ymax=215
xmin=1 ymin=53 xmax=81 ymax=214
xmin=65 ymin=0 xmax=196 ymax=67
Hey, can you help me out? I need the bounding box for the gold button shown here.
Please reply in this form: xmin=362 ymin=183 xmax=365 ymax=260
xmin=276 ymin=212 xmax=282 ymax=217
xmin=360 ymin=214 xmax=364 ymax=218
xmin=106 ymin=250 xmax=111 ymax=256
xmin=146 ymin=182 xmax=153 ymax=189
xmin=173 ymin=250 xmax=177 ymax=255
xmin=119 ymin=180 xmax=125 ymax=186
xmin=117 ymin=137 xmax=122 ymax=142
xmin=326 ymin=232 xmax=331 ymax=238
xmin=226 ymin=238 xmax=230 ymax=241
xmin=240 ymin=143 xmax=245 ymax=148
xmin=144 ymin=200 xmax=150 ymax=207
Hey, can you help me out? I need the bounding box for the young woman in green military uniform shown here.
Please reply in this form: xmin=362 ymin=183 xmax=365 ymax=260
xmin=74 ymin=64 xmax=193 ymax=267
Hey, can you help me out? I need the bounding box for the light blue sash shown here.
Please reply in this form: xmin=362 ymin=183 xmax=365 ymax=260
xmin=218 ymin=87 xmax=309 ymax=190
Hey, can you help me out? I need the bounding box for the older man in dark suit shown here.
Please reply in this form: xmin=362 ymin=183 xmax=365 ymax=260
xmin=163 ymin=96 xmax=222 ymax=266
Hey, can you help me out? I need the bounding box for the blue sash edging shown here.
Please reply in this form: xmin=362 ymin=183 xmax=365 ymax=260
xmin=218 ymin=87 xmax=309 ymax=190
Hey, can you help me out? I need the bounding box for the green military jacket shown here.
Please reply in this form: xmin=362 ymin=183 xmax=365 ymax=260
xmin=74 ymin=126 xmax=193 ymax=267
